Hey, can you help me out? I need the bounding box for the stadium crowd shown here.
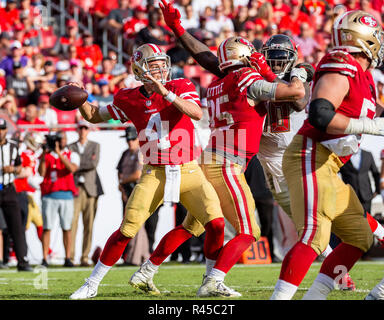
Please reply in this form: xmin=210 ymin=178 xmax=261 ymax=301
xmin=0 ymin=0 xmax=384 ymax=272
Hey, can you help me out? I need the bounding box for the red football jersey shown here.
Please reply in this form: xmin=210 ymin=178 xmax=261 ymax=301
xmin=14 ymin=149 xmax=37 ymax=193
xmin=205 ymin=67 xmax=267 ymax=166
xmin=107 ymin=78 xmax=201 ymax=165
xmin=298 ymin=50 xmax=377 ymax=162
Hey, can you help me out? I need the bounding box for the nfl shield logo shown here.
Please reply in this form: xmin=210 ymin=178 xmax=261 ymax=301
xmin=146 ymin=100 xmax=152 ymax=107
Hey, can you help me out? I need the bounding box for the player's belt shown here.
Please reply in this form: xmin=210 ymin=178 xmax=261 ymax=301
xmin=204 ymin=148 xmax=247 ymax=167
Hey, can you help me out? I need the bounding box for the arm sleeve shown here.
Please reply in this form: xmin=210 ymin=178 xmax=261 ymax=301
xmin=246 ymin=79 xmax=278 ymax=101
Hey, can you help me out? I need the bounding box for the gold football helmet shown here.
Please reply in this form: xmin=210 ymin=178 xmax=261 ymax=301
xmin=131 ymin=43 xmax=171 ymax=84
xmin=218 ymin=36 xmax=256 ymax=71
xmin=332 ymin=10 xmax=384 ymax=68
xmin=24 ymin=131 xmax=44 ymax=151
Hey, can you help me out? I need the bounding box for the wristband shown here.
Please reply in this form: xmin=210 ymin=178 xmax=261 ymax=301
xmin=173 ymin=24 xmax=186 ymax=38
xmin=164 ymin=91 xmax=177 ymax=103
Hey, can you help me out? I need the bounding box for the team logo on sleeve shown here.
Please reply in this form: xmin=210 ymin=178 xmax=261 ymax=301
xmin=360 ymin=16 xmax=378 ymax=28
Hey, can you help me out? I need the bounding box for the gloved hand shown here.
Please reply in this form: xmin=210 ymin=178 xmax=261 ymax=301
xmin=159 ymin=0 xmax=185 ymax=37
xmin=248 ymin=52 xmax=277 ymax=82
xmin=290 ymin=67 xmax=308 ymax=82
xmin=295 ymin=62 xmax=315 ymax=82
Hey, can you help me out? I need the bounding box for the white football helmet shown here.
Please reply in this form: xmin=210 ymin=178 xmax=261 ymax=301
xmin=24 ymin=131 xmax=44 ymax=151
xmin=332 ymin=10 xmax=384 ymax=68
xmin=218 ymin=36 xmax=256 ymax=71
xmin=131 ymin=44 xmax=171 ymax=84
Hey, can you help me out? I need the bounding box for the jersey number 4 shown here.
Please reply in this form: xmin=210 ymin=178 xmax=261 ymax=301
xmin=145 ymin=113 xmax=171 ymax=150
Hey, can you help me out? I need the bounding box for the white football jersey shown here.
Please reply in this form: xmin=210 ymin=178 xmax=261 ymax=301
xmin=259 ymin=102 xmax=307 ymax=161
xmin=258 ymin=102 xmax=307 ymax=193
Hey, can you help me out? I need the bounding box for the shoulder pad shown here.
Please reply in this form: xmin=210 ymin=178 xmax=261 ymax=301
xmin=317 ymin=50 xmax=358 ymax=78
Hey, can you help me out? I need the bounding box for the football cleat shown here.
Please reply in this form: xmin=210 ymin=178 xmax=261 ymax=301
xmin=129 ymin=262 xmax=160 ymax=295
xmin=339 ymin=273 xmax=356 ymax=291
xmin=197 ymin=276 xmax=242 ymax=298
xmin=69 ymin=278 xmax=98 ymax=299
xmin=364 ymin=293 xmax=383 ymax=300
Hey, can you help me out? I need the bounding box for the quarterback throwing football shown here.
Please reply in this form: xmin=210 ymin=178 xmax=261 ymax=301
xmin=69 ymin=43 xmax=226 ymax=299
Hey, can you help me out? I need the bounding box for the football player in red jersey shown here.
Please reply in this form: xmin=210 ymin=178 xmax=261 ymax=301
xmin=270 ymin=10 xmax=384 ymax=300
xmin=13 ymin=131 xmax=45 ymax=243
xmin=128 ymin=0 xmax=306 ymax=298
xmin=69 ymin=43 xmax=226 ymax=299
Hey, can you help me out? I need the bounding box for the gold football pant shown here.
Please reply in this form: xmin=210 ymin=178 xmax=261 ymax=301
xmin=183 ymin=153 xmax=261 ymax=240
xmin=25 ymin=194 xmax=43 ymax=230
xmin=120 ymin=160 xmax=223 ymax=238
xmin=282 ymin=135 xmax=373 ymax=255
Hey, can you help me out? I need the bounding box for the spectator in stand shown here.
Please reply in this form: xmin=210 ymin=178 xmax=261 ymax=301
xmin=278 ymin=0 xmax=313 ymax=36
xmin=69 ymin=59 xmax=83 ymax=84
xmin=50 ymin=19 xmax=82 ymax=58
xmin=123 ymin=5 xmax=148 ymax=39
xmin=94 ymin=79 xmax=113 ymax=109
xmin=0 ymin=0 xmax=20 ymax=32
xmin=0 ymin=41 xmax=28 ymax=77
xmin=222 ymin=0 xmax=234 ymax=18
xmin=106 ymin=0 xmax=132 ymax=31
xmin=108 ymin=50 xmax=127 ymax=77
xmin=91 ymin=0 xmax=118 ymax=21
xmin=205 ymin=5 xmax=234 ymax=36
xmin=77 ymin=32 xmax=103 ymax=70
xmin=28 ymin=78 xmax=55 ymax=106
xmin=135 ymin=10 xmax=171 ymax=46
xmin=272 ymin=0 xmax=291 ymax=25
xmin=192 ymin=0 xmax=221 ymax=16
xmin=247 ymin=0 xmax=259 ymax=19
xmin=0 ymin=34 xmax=12 ymax=61
xmin=37 ymin=95 xmax=58 ymax=129
xmin=38 ymin=130 xmax=79 ymax=267
xmin=66 ymin=45 xmax=79 ymax=62
xmin=82 ymin=65 xmax=97 ymax=87
xmin=253 ymin=2 xmax=275 ymax=34
xmin=302 ymin=0 xmax=331 ymax=31
xmin=94 ymin=57 xmax=114 ymax=91
xmin=42 ymin=60 xmax=57 ymax=85
xmin=0 ymin=94 xmax=19 ymax=123
xmin=232 ymin=5 xmax=249 ymax=33
xmin=181 ymin=4 xmax=199 ymax=30
xmin=69 ymin=121 xmax=103 ymax=266
xmin=345 ymin=0 xmax=360 ymax=11
xmin=19 ymin=0 xmax=41 ymax=23
xmin=19 ymin=14 xmax=41 ymax=48
xmin=293 ymin=22 xmax=321 ymax=61
xmin=16 ymin=104 xmax=47 ymax=131
xmin=6 ymin=61 xmax=34 ymax=108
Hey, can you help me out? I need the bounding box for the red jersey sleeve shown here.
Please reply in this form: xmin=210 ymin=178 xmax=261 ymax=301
xmin=107 ymin=88 xmax=131 ymax=123
xmin=315 ymin=50 xmax=358 ymax=78
xmin=171 ymin=78 xmax=202 ymax=107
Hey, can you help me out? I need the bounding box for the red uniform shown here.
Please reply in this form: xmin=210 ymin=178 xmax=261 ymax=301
xmin=298 ymin=50 xmax=377 ymax=162
xmin=205 ymin=67 xmax=267 ymax=167
xmin=107 ymin=78 xmax=201 ymax=165
xmin=14 ymin=149 xmax=37 ymax=193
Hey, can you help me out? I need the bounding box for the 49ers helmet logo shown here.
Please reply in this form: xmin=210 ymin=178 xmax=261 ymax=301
xmin=360 ymin=16 xmax=378 ymax=27
xmin=238 ymin=38 xmax=253 ymax=48
xmin=133 ymin=50 xmax=143 ymax=62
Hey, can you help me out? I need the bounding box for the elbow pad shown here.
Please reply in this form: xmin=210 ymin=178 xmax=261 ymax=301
xmin=308 ymin=98 xmax=336 ymax=132
xmin=247 ymin=79 xmax=277 ymax=101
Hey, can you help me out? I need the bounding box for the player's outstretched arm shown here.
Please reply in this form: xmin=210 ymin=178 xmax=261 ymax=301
xmin=78 ymin=101 xmax=105 ymax=124
xmin=309 ymin=72 xmax=384 ymax=135
xmin=159 ymin=0 xmax=224 ymax=78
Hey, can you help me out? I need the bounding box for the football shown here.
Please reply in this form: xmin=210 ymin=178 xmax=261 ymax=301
xmin=49 ymin=85 xmax=88 ymax=111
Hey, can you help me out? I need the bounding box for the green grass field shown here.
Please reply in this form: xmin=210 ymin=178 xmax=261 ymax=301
xmin=0 ymin=261 xmax=383 ymax=300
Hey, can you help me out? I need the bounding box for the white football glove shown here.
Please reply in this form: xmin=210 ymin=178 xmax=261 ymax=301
xmin=345 ymin=117 xmax=384 ymax=136
xmin=290 ymin=68 xmax=308 ymax=83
